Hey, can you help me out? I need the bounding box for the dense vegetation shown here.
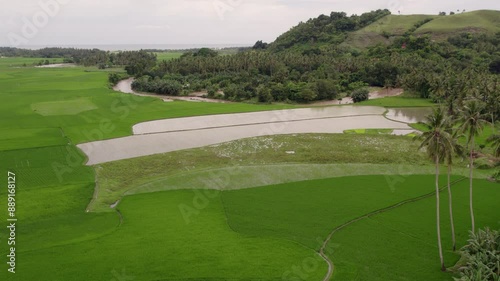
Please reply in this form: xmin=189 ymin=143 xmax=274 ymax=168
xmin=2 ymin=10 xmax=499 ymax=110
xmin=269 ymin=9 xmax=391 ymax=51
xmin=130 ymin=11 xmax=499 ymax=109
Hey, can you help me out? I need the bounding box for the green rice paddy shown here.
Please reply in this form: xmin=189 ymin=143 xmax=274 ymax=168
xmin=0 ymin=56 xmax=498 ymax=281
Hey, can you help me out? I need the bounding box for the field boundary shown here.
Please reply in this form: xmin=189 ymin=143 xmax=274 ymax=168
xmin=319 ymin=177 xmax=467 ymax=281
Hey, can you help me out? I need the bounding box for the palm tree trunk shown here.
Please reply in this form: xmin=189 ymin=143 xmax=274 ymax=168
xmin=469 ymin=136 xmax=475 ymax=233
xmin=436 ymin=156 xmax=445 ymax=271
xmin=447 ymin=164 xmax=456 ymax=251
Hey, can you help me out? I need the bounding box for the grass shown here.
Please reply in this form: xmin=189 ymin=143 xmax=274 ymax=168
xmin=6 ymin=174 xmax=498 ymax=281
xmin=155 ymin=51 xmax=184 ymax=61
xmin=1 ymin=56 xmax=498 ymax=281
xmin=31 ymin=98 xmax=98 ymax=116
xmin=94 ymin=133 xmax=495 ymax=212
xmin=343 ymin=128 xmax=393 ymax=135
xmin=415 ymin=10 xmax=500 ymax=36
xmin=9 ymin=189 xmax=326 ymax=281
xmin=0 ymin=57 xmax=296 ymax=281
xmin=362 ymin=15 xmax=436 ymax=36
xmin=344 ymin=10 xmax=500 ymax=48
xmin=343 ymin=14 xmax=435 ymax=48
xmin=222 ymin=176 xmax=500 ymax=281
xmin=0 ymin=57 xmax=294 ymax=144
xmin=329 ymin=178 xmax=500 ymax=280
xmin=0 ymin=128 xmax=68 ymax=151
xmin=94 ymin=134 xmax=431 ymax=211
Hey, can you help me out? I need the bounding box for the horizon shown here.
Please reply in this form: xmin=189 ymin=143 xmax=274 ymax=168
xmin=1 ymin=43 xmax=253 ymax=51
xmin=1 ymin=0 xmax=499 ymax=48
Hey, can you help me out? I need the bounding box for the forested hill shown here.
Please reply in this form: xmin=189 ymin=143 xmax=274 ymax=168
xmin=267 ymin=9 xmax=500 ymax=52
xmin=269 ymin=9 xmax=391 ymax=52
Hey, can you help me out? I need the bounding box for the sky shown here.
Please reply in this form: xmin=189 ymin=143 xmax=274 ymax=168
xmin=0 ymin=0 xmax=499 ymax=48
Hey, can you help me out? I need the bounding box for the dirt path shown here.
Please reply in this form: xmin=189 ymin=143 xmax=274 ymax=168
xmin=319 ymin=177 xmax=466 ymax=281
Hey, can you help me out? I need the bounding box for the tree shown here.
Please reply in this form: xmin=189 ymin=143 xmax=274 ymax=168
xmin=486 ymin=134 xmax=500 ymax=157
xmin=444 ymin=128 xmax=464 ymax=251
xmin=457 ymin=99 xmax=489 ymax=233
xmin=417 ymin=107 xmax=455 ymax=271
xmin=439 ymin=12 xmax=446 ymax=16
xmin=195 ymin=48 xmax=218 ymax=58
xmin=488 ymin=58 xmax=500 ymax=74
xmin=351 ymin=88 xmax=369 ymax=103
xmin=315 ymin=79 xmax=339 ymax=100
xmin=299 ymin=87 xmax=317 ymax=102
xmin=252 ymin=40 xmax=268 ymax=50
xmin=256 ymin=85 xmax=273 ymax=103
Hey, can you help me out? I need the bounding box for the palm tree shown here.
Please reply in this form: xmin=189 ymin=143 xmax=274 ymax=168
xmin=417 ymin=107 xmax=454 ymax=271
xmin=443 ymin=128 xmax=464 ymax=252
xmin=457 ymin=99 xmax=489 ymax=233
xmin=487 ymin=134 xmax=500 ymax=157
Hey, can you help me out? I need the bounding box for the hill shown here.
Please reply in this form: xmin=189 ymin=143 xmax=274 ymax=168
xmin=270 ymin=10 xmax=500 ymax=51
xmin=415 ymin=10 xmax=500 ymax=36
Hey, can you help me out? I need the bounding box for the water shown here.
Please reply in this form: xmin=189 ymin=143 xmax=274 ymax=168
xmin=385 ymin=108 xmax=433 ymax=123
xmin=133 ymin=106 xmax=389 ymax=135
xmin=78 ymin=106 xmax=412 ymax=165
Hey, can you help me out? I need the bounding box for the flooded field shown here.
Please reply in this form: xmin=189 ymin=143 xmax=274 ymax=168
xmin=385 ymin=108 xmax=432 ymax=123
xmin=75 ymin=84 xmax=434 ymax=165
xmin=79 ymin=107 xmax=412 ymax=165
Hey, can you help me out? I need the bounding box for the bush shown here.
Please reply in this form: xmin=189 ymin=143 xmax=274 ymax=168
xmin=454 ymin=228 xmax=500 ymax=281
xmin=131 ymin=76 xmax=182 ymax=96
xmin=351 ymin=88 xmax=370 ymax=103
xmin=108 ymin=73 xmax=128 ymax=86
xmin=474 ymin=158 xmax=496 ymax=170
xmin=207 ymin=86 xmax=217 ymax=98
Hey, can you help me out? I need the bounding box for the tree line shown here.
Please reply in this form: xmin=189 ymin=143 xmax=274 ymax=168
xmin=124 ymin=30 xmax=500 ymax=110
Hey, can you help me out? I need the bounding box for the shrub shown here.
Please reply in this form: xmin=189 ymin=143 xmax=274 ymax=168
xmin=351 ymin=88 xmax=370 ymax=103
xmin=108 ymin=73 xmax=127 ymax=86
xmin=454 ymin=228 xmax=500 ymax=281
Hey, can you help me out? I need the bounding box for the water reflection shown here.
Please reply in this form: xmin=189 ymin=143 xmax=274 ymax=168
xmin=385 ymin=108 xmax=432 ymax=123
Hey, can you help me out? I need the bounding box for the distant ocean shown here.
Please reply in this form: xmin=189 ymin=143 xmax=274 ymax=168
xmin=19 ymin=44 xmax=252 ymax=51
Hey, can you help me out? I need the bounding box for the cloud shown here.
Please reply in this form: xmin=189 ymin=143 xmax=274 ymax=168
xmin=0 ymin=0 xmax=498 ymax=47
xmin=135 ymin=25 xmax=172 ymax=31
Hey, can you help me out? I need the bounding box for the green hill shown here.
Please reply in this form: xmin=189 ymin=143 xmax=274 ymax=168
xmin=415 ymin=10 xmax=500 ymax=36
xmin=270 ymin=9 xmax=500 ymax=51
xmin=343 ymin=14 xmax=434 ymax=48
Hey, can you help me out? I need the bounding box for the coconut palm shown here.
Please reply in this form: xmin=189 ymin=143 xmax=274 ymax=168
xmin=457 ymin=99 xmax=489 ymax=233
xmin=443 ymin=128 xmax=464 ymax=252
xmin=487 ymin=134 xmax=500 ymax=157
xmin=417 ymin=106 xmax=455 ymax=271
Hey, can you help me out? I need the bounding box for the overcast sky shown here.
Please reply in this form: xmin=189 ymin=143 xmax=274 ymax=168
xmin=0 ymin=0 xmax=499 ymax=48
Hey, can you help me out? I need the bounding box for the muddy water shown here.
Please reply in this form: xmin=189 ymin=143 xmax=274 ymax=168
xmin=385 ymin=108 xmax=432 ymax=123
xmin=79 ymin=82 xmax=428 ymax=165
xmin=113 ymin=78 xmax=226 ymax=103
xmin=133 ymin=106 xmax=387 ymax=134
xmin=114 ymin=78 xmax=136 ymax=94
xmin=79 ymin=112 xmax=411 ymax=165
